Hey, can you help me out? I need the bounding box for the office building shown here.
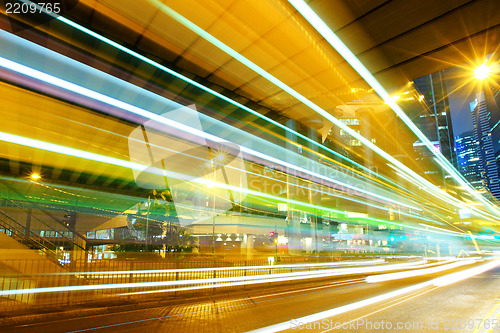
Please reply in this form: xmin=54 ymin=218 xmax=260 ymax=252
xmin=455 ymin=131 xmax=483 ymax=189
xmin=470 ymin=91 xmax=500 ymax=200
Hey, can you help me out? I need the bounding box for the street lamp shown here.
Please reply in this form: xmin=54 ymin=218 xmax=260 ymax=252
xmin=203 ymin=176 xmax=217 ymax=254
xmin=30 ymin=173 xmax=41 ymax=181
xmin=210 ymin=180 xmax=216 ymax=255
xmin=205 ymin=148 xmax=219 ymax=255
xmin=145 ymin=196 xmax=150 ymax=251
xmin=474 ymin=63 xmax=492 ymax=80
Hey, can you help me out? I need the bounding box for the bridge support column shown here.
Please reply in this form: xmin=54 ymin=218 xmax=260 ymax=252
xmin=285 ymin=119 xmax=301 ymax=256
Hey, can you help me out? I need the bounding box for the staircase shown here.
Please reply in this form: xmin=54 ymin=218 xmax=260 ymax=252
xmin=0 ymin=209 xmax=60 ymax=262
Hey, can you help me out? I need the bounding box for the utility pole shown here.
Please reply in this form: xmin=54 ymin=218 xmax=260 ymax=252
xmin=145 ymin=196 xmax=150 ymax=251
xmin=274 ymin=225 xmax=278 ymax=262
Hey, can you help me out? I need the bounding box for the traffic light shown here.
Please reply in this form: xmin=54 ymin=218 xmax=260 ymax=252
xmin=63 ymin=212 xmax=76 ymax=230
xmin=269 ymin=231 xmax=278 ymax=244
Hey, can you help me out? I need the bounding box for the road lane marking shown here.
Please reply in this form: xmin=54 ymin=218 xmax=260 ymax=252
xmin=248 ymin=260 xmax=500 ymax=333
xmin=320 ymin=287 xmax=439 ymax=332
xmin=10 ymin=278 xmax=364 ymax=330
xmin=473 ymin=299 xmax=500 ymax=333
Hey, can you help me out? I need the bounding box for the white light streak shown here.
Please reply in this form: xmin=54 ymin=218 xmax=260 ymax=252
xmin=366 ymin=259 xmax=475 ymax=283
xmin=0 ymin=56 xmax=420 ymax=211
xmin=289 ymin=0 xmax=500 ymax=217
xmin=0 ymin=261 xmax=427 ymax=297
xmin=249 ymin=260 xmax=500 ymax=332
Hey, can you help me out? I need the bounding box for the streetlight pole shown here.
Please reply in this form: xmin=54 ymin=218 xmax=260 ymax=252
xmin=206 ymin=148 xmax=217 ymax=255
xmin=274 ymin=225 xmax=278 ymax=261
xmin=145 ymin=196 xmax=150 ymax=251
xmin=212 ymin=196 xmax=215 ymax=254
xmin=212 ymin=169 xmax=217 ymax=255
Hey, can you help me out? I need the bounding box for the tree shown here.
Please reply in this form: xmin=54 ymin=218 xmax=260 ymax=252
xmin=126 ymin=189 xmax=198 ymax=252
xmin=151 ymin=226 xmax=198 ymax=252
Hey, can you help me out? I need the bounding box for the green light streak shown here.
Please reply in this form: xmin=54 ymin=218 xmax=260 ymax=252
xmin=17 ymin=0 xmax=404 ymax=191
xmin=148 ymin=0 xmax=500 ymax=219
xmin=1 ymin=132 xmax=464 ymax=236
xmin=289 ymin=0 xmax=500 ymax=217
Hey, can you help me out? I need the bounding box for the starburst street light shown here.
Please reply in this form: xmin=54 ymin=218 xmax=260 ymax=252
xmin=30 ymin=173 xmax=41 ymax=181
xmin=474 ymin=63 xmax=492 ymax=80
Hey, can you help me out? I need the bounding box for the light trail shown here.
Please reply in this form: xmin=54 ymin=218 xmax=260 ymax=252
xmin=0 ymin=131 xmax=366 ymax=223
xmin=0 ymin=125 xmax=459 ymax=231
xmin=15 ymin=0 xmax=384 ymax=187
xmin=362 ymin=216 xmax=465 ymax=237
xmin=4 ymin=6 xmax=486 ymax=224
xmin=365 ymin=259 xmax=476 ymax=283
xmin=248 ymin=260 xmax=500 ymax=333
xmin=2 ymin=130 xmax=450 ymax=232
xmin=0 ymin=56 xmax=423 ymax=212
xmin=2 ymin=82 xmax=424 ymax=218
xmin=0 ymin=124 xmax=460 ymax=233
xmin=0 ymin=85 xmax=438 ymax=224
xmin=144 ymin=0 xmax=495 ymax=216
xmin=0 ymin=132 xmax=148 ymax=173
xmin=120 ymin=277 xmax=364 ymax=298
xmin=5 ymin=3 xmax=496 ymax=229
xmin=0 ymin=260 xmax=428 ymax=297
xmin=319 ymin=287 xmax=441 ymax=333
xmin=148 ymin=0 xmax=450 ymax=206
xmin=39 ymin=259 xmax=385 ymax=276
xmin=288 ymin=0 xmax=500 ymax=217
xmin=12 ymin=0 xmax=451 ymax=214
xmin=432 ymin=259 xmax=500 ymax=286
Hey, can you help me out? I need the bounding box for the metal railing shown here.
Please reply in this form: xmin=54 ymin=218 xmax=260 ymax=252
xmin=0 ymin=256 xmax=384 ymax=315
xmin=0 ymin=210 xmax=60 ymax=262
xmin=1 ymin=198 xmax=86 ymax=251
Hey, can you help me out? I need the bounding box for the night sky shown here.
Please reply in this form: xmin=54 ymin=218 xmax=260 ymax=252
xmin=444 ymin=67 xmax=476 ymax=137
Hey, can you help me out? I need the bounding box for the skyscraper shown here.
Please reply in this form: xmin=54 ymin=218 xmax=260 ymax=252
xmin=470 ymin=91 xmax=500 ymax=200
xmin=410 ymin=70 xmax=458 ymax=187
xmin=455 ymin=131 xmax=483 ymax=190
xmin=413 ymin=71 xmax=457 ymax=164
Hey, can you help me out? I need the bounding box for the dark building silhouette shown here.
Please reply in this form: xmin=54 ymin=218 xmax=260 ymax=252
xmin=413 ymin=71 xmax=457 ymax=167
xmin=410 ymin=70 xmax=457 ymax=187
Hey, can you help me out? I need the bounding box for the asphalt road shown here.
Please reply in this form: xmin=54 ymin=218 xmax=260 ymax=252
xmin=278 ymin=265 xmax=500 ymax=333
xmin=2 ymin=261 xmax=499 ymax=333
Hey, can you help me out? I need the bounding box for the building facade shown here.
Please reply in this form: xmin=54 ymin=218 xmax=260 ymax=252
xmin=413 ymin=70 xmax=457 ymax=169
xmin=470 ymin=91 xmax=500 ymax=200
xmin=455 ymin=131 xmax=483 ymax=190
